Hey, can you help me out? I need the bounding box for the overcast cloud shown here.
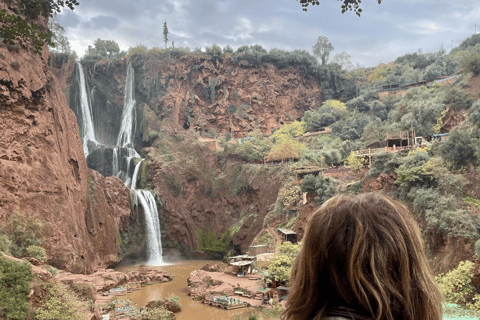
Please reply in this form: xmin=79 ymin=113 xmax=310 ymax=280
xmin=57 ymin=0 xmax=480 ymax=67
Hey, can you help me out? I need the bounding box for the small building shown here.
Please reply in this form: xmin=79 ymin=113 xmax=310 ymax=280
xmin=386 ymin=131 xmax=415 ymax=148
xmin=277 ymin=228 xmax=297 ymax=244
xmin=226 ymin=255 xmax=256 ymax=276
xmin=248 ymin=245 xmax=269 ymax=256
xmin=257 ymin=287 xmax=278 ymax=304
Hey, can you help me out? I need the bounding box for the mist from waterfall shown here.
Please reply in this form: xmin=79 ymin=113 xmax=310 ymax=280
xmin=77 ymin=62 xmax=98 ymax=156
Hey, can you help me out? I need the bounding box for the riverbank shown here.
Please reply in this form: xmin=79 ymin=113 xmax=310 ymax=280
xmin=118 ymin=260 xmax=279 ymax=320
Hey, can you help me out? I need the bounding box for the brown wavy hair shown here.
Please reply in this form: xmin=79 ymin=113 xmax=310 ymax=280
xmin=283 ymin=193 xmax=442 ymax=320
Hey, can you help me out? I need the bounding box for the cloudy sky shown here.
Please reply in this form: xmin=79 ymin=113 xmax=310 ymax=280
xmin=57 ymin=0 xmax=480 ymax=67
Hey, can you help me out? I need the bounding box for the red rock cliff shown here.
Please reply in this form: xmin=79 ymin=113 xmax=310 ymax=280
xmin=0 ymin=4 xmax=132 ymax=273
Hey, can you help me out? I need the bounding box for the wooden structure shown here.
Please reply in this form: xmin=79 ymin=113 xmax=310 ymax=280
xmin=277 ymin=228 xmax=297 ymax=244
xmin=257 ymin=287 xmax=279 ymax=305
xmin=386 ymin=130 xmax=415 ymax=148
xmin=226 ymin=255 xmax=256 ymax=276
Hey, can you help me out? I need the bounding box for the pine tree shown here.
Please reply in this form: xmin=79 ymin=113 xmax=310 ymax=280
xmin=163 ymin=22 xmax=169 ymax=49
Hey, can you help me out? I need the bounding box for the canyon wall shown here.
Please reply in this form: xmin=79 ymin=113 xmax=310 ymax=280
xmin=70 ymin=52 xmax=326 ymax=256
xmin=0 ymin=4 xmax=133 ymax=273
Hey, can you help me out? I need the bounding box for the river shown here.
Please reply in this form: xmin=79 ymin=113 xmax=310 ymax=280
xmin=117 ymin=260 xmax=278 ymax=320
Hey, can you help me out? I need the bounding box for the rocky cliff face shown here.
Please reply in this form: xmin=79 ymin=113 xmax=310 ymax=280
xmin=0 ymin=4 xmax=133 ymax=273
xmin=66 ymin=52 xmax=323 ymax=255
xmin=77 ymin=52 xmax=323 ymax=143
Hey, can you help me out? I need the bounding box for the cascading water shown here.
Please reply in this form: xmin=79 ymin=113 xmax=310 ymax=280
xmin=117 ymin=63 xmax=137 ymax=148
xmin=76 ymin=61 xmax=164 ymax=265
xmin=135 ymin=190 xmax=163 ymax=265
xmin=77 ymin=62 xmax=98 ymax=156
xmin=116 ymin=63 xmax=163 ymax=265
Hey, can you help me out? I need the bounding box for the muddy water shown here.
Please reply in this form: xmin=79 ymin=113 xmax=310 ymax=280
xmin=117 ymin=260 xmax=277 ymax=320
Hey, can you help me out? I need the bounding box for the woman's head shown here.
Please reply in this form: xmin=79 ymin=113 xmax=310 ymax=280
xmin=283 ymin=193 xmax=442 ymax=320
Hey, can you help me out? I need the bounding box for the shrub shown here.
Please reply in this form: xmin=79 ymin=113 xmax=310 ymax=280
xmin=370 ymin=152 xmax=401 ymax=176
xmin=298 ymin=149 xmax=322 ymax=166
xmin=300 ymin=173 xmax=337 ymax=204
xmin=10 ymin=61 xmax=20 ymax=70
xmin=36 ymin=282 xmax=87 ymax=320
xmin=0 ymin=255 xmax=32 ymax=320
xmin=233 ymin=137 xmax=272 ymax=162
xmin=0 ymin=232 xmax=11 ymax=254
xmin=26 ymin=245 xmax=47 ymax=263
xmin=344 ymin=151 xmax=363 ymax=171
xmin=268 ymin=242 xmax=300 ymax=282
xmin=438 ymin=127 xmax=478 ymax=170
xmin=322 ymin=149 xmax=341 ymax=166
xmin=443 ymin=87 xmax=474 ymax=111
xmin=227 ymin=104 xmax=237 ymax=114
xmin=195 ymin=228 xmax=230 ymax=253
xmin=124 ymin=44 xmax=148 ymax=58
xmin=141 ymin=306 xmax=173 ymax=320
xmin=426 ymin=208 xmax=480 ymax=239
xmin=435 ymin=260 xmax=475 ymax=305
xmin=7 ymin=210 xmax=45 ymax=258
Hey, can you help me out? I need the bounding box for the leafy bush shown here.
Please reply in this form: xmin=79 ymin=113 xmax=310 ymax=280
xmin=438 ymin=127 xmax=479 ymax=170
xmin=346 ymin=96 xmax=369 ymax=112
xmin=443 ymin=87 xmax=474 ymax=111
xmin=297 ymin=149 xmax=322 ymax=166
xmin=300 ymin=173 xmax=337 ymax=204
xmin=124 ymin=44 xmax=148 ymax=58
xmin=268 ymin=242 xmax=300 ymax=282
xmin=331 ymin=112 xmax=370 ymax=140
xmin=0 ymin=255 xmax=32 ymax=320
xmin=427 ymin=208 xmax=480 ymax=239
xmin=7 ymin=210 xmax=45 ymax=258
xmin=195 ymin=228 xmax=230 ymax=253
xmin=271 ymin=121 xmax=306 ymax=141
xmin=26 ymin=245 xmax=47 ymax=263
xmin=436 ymin=260 xmax=475 ymax=305
xmin=370 ymin=152 xmax=402 ymax=176
xmin=233 ymin=137 xmax=272 ymax=162
xmin=0 ymin=231 xmax=11 ymax=254
xmin=36 ymin=282 xmax=87 ymax=320
xmin=268 ymin=138 xmax=306 ymax=161
xmin=141 ymin=306 xmax=174 ymax=320
xmin=345 ymin=151 xmax=364 ymax=171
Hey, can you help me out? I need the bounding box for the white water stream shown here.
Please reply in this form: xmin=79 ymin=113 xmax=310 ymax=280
xmin=77 ymin=62 xmax=163 ymax=265
xmin=77 ymin=62 xmax=98 ymax=156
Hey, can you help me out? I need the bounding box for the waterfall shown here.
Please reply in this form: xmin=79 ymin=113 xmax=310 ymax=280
xmin=131 ymin=159 xmax=144 ymax=191
xmin=77 ymin=62 xmax=98 ymax=156
xmin=112 ymin=148 xmax=118 ymax=177
xmin=136 ymin=190 xmax=163 ymax=265
xmin=75 ymin=61 xmax=163 ymax=265
xmin=116 ymin=63 xmax=163 ymax=265
xmin=117 ymin=63 xmax=137 ymax=148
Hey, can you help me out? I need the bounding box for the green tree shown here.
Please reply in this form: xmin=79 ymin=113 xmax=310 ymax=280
xmin=47 ymin=15 xmax=71 ymax=54
xmin=345 ymin=151 xmax=363 ymax=171
xmin=438 ymin=127 xmax=479 ymax=170
xmin=268 ymin=138 xmax=306 ymax=162
xmin=0 ymin=255 xmax=32 ymax=320
xmin=86 ymin=38 xmax=121 ymax=58
xmin=268 ymin=242 xmax=300 ymax=282
xmin=0 ymin=0 xmax=79 ymax=55
xmin=312 ymin=36 xmax=334 ymax=65
xmin=163 ymin=22 xmax=169 ymax=49
xmin=331 ymin=51 xmax=354 ymax=71
xmin=271 ymin=121 xmax=306 ymax=141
